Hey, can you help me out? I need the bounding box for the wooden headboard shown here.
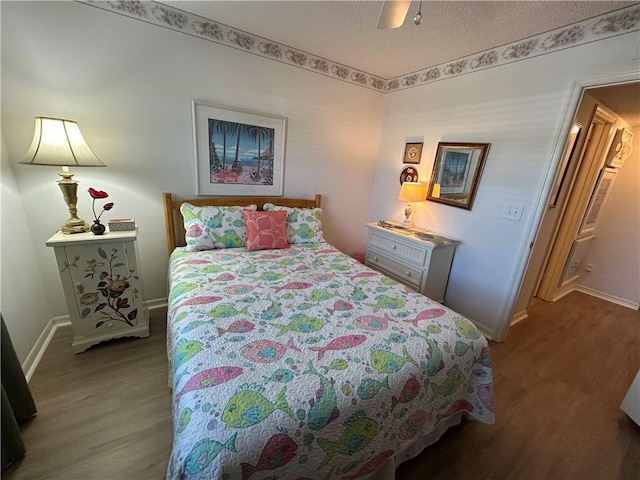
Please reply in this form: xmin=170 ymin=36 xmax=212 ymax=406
xmin=163 ymin=193 xmax=322 ymax=254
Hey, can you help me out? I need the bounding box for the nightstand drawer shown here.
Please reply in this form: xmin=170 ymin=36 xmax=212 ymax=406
xmin=367 ymin=230 xmax=429 ymax=266
xmin=366 ymin=250 xmax=423 ymax=288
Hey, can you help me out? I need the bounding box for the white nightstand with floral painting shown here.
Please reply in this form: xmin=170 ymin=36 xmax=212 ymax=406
xmin=46 ymin=228 xmax=149 ymax=353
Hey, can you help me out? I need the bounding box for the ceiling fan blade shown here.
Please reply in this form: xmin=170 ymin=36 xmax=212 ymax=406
xmin=377 ymin=0 xmax=411 ymax=29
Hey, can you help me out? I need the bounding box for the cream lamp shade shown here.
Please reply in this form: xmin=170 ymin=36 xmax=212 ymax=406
xmin=21 ymin=117 xmax=105 ymax=234
xmin=398 ymin=181 xmax=424 ymax=202
xmin=398 ymin=181 xmax=424 ymax=227
xmin=21 ymin=117 xmax=105 ymax=167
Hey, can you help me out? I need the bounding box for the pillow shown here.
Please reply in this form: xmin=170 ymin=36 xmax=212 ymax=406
xmin=180 ymin=203 xmax=257 ymax=251
xmin=243 ymin=210 xmax=289 ymax=251
xmin=263 ymin=203 xmax=325 ymax=244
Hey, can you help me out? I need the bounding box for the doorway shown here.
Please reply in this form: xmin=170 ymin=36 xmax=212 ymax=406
xmin=514 ymin=80 xmax=640 ymax=320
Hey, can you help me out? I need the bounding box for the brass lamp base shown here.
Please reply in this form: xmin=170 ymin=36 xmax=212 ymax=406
xmin=58 ymin=169 xmax=90 ymax=235
xmin=61 ymin=221 xmax=90 ymax=234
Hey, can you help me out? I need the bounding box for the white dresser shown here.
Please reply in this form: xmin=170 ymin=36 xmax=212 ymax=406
xmin=365 ymin=222 xmax=459 ymax=303
xmin=46 ymin=229 xmax=149 ymax=353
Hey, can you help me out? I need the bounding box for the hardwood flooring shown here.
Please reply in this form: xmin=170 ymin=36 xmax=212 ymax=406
xmin=3 ymin=291 xmax=639 ymax=479
xmin=397 ymin=291 xmax=640 ymax=480
xmin=3 ymin=311 xmax=173 ymax=479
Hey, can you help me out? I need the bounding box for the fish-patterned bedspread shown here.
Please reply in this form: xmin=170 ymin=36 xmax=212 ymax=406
xmin=167 ymin=243 xmax=494 ymax=480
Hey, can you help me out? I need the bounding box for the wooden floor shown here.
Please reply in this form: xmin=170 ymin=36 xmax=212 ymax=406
xmin=4 ymin=291 xmax=639 ymax=479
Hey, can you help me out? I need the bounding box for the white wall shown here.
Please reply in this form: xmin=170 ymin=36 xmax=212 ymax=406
xmin=372 ymin=33 xmax=640 ymax=339
xmin=1 ymin=136 xmax=52 ymax=362
xmin=577 ymin=125 xmax=640 ymax=307
xmin=1 ymin=1 xmax=384 ymax=327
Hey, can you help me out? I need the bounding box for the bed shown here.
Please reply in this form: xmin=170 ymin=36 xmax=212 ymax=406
xmin=163 ymin=193 xmax=494 ymax=480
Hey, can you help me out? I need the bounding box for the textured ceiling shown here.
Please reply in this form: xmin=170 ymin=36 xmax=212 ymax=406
xmin=161 ymin=1 xmax=635 ymax=79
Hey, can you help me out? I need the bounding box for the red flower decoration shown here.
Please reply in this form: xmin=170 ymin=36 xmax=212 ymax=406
xmin=88 ymin=187 xmax=115 ymax=222
xmin=88 ymin=188 xmax=109 ymax=199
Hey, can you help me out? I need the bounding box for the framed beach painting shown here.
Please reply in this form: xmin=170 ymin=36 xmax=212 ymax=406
xmin=192 ymin=100 xmax=286 ymax=196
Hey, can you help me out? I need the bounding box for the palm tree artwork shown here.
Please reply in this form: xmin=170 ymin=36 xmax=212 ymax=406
xmin=208 ymin=118 xmax=275 ymax=186
xmin=245 ymin=125 xmax=271 ymax=182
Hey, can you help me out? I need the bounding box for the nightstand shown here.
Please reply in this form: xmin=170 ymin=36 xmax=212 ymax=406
xmin=46 ymin=228 xmax=149 ymax=353
xmin=365 ymin=222 xmax=459 ymax=303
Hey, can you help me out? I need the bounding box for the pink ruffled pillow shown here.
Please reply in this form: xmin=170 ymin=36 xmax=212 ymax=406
xmin=243 ymin=210 xmax=289 ymax=251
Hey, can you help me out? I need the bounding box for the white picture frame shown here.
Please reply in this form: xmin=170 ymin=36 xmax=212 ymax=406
xmin=192 ymin=100 xmax=286 ymax=196
xmin=578 ymin=167 xmax=618 ymax=235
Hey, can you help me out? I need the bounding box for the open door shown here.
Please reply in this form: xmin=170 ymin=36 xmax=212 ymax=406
xmin=536 ymin=102 xmax=618 ymax=301
xmin=513 ymin=84 xmax=635 ymax=318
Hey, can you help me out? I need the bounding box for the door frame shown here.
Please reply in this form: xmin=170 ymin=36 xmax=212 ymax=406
xmin=494 ymin=70 xmax=640 ymax=342
xmin=536 ymin=105 xmax=617 ymax=301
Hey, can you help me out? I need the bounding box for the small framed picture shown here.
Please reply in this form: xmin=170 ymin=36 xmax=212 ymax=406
xmin=403 ymin=142 xmax=423 ymax=164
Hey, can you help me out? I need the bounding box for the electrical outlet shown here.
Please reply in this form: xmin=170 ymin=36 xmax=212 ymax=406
xmin=502 ymin=203 xmax=525 ymax=221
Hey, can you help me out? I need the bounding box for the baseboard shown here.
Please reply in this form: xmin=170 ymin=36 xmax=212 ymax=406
xmin=23 ymin=316 xmax=65 ymax=382
xmin=510 ymin=309 xmax=528 ymax=326
xmin=550 ymin=284 xmax=575 ymax=303
xmin=52 ymin=314 xmax=71 ymax=327
xmin=23 ymin=298 xmax=168 ymax=382
xmin=574 ymin=285 xmax=639 ymax=310
xmin=470 ymin=319 xmax=494 ymax=342
xmin=145 ymin=297 xmax=168 ymax=311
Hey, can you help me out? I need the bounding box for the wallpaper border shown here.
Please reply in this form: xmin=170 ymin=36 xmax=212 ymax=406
xmin=79 ymin=1 xmax=640 ymax=93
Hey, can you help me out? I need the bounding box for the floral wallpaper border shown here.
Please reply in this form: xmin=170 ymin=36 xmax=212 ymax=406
xmin=80 ymin=1 xmax=639 ymax=93
xmin=386 ymin=4 xmax=640 ymax=92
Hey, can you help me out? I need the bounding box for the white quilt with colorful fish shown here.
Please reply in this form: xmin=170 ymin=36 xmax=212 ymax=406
xmin=167 ymin=243 xmax=494 ymax=480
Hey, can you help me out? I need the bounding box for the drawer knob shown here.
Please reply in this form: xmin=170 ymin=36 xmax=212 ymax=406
xmin=405 ymin=271 xmax=411 ymax=276
xmin=74 ymin=282 xmax=82 ymax=288
xmin=373 ymin=256 xmax=379 ymax=262
xmin=392 ymin=244 xmax=397 ymax=250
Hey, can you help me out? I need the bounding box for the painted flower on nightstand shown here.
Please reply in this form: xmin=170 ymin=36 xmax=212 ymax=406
xmin=106 ymin=274 xmax=130 ymax=296
xmin=79 ymin=246 xmax=139 ymax=329
xmin=84 ymin=258 xmax=104 ymax=278
xmin=80 ymin=292 xmax=100 ymax=305
xmin=88 ymin=187 xmax=115 ymax=235
xmin=116 ymin=297 xmax=130 ymax=310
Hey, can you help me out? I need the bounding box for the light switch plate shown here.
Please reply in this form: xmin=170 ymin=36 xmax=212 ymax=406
xmin=502 ymin=203 xmax=524 ymax=221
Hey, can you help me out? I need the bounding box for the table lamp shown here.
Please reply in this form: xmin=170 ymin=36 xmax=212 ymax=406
xmin=398 ymin=181 xmax=424 ymax=227
xmin=20 ymin=117 xmax=105 ymax=234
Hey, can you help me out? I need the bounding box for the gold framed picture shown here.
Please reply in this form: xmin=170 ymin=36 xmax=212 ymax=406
xmin=403 ymin=142 xmax=423 ymax=164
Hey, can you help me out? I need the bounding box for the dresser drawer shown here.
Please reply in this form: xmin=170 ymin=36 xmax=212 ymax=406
xmin=365 ymin=223 xmax=459 ymax=303
xmin=367 ymin=230 xmax=430 ymax=266
xmin=366 ymin=249 xmax=423 ymax=288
